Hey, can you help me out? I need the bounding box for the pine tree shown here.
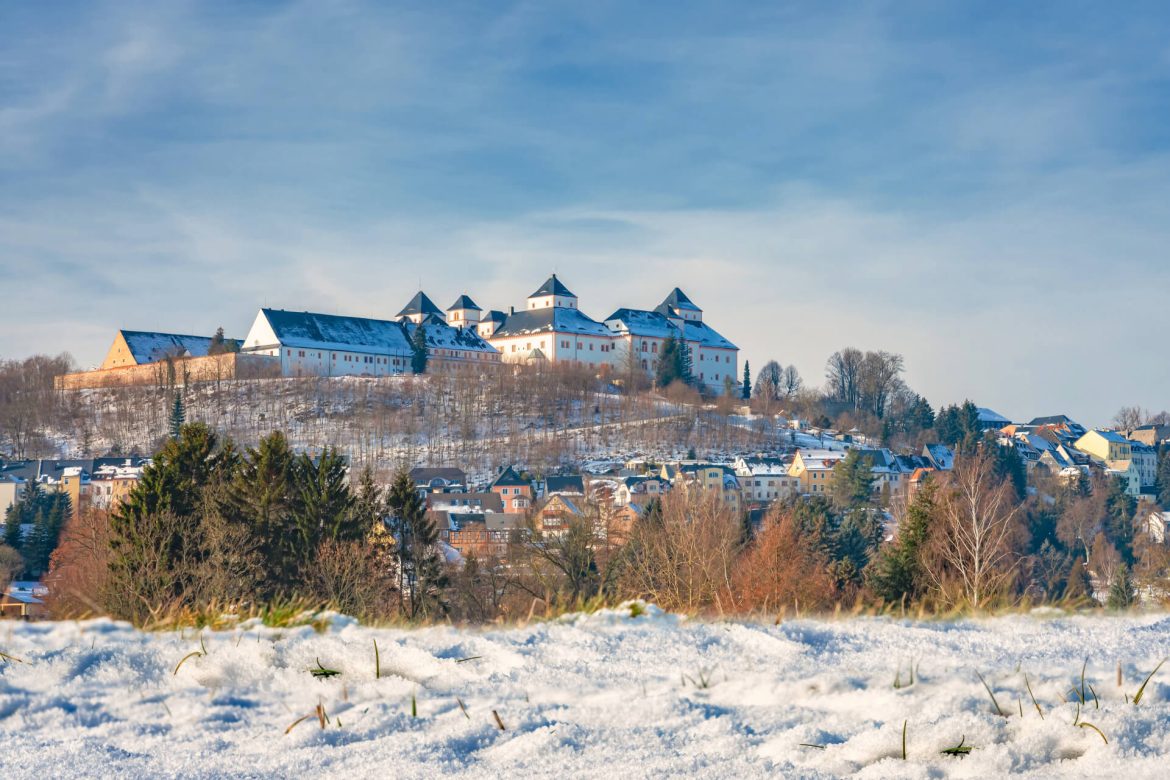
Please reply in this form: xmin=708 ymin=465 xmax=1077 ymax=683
xmin=1158 ymin=445 xmax=1170 ymax=507
xmin=656 ymin=335 xmax=681 ymax=387
xmin=868 ymin=481 xmax=936 ymax=604
xmin=741 ymin=361 xmax=751 ymax=400
xmin=169 ymin=392 xmax=186 ymax=439
xmin=678 ymin=340 xmax=693 ymax=384
xmin=1107 ymin=563 xmax=1136 ymax=609
xmin=208 ymin=327 xmax=227 ymax=356
xmin=410 ymin=323 xmax=429 ymax=374
xmin=222 ymin=431 xmax=299 ymax=596
xmin=293 ymin=447 xmax=359 ymax=547
xmin=385 ymin=469 xmax=447 ymax=619
xmin=829 ymin=450 xmax=875 ymax=511
xmin=1103 ymin=475 xmax=1137 ymax=565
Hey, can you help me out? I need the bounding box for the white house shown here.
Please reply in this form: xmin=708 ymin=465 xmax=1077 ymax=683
xmin=242 ymin=306 xmax=499 ymax=377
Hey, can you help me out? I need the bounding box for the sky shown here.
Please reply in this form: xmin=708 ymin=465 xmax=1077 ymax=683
xmin=1 ymin=1 xmax=1169 ymax=426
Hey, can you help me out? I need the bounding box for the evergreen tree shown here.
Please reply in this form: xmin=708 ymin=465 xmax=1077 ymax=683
xmin=1157 ymin=446 xmax=1170 ymax=507
xmin=679 ymin=340 xmax=693 ymax=384
xmin=385 ymin=469 xmax=447 ymax=619
xmin=293 ymin=447 xmax=359 ymax=546
xmin=410 ymin=324 xmax=429 ymax=374
xmin=986 ymin=438 xmax=1027 ymax=501
xmin=22 ymin=492 xmax=70 ymax=576
xmin=869 ymin=480 xmax=937 ymax=605
xmin=656 ymin=334 xmax=683 ymax=387
xmin=169 ymin=392 xmax=186 ymax=439
xmin=1107 ymin=563 xmax=1136 ymax=609
xmin=222 ymin=431 xmax=299 ymax=596
xmin=741 ymin=361 xmax=751 ymax=400
xmin=208 ymin=327 xmax=227 ymax=355
xmin=1103 ymin=475 xmax=1137 ymax=565
xmin=829 ymin=450 xmax=875 ymax=511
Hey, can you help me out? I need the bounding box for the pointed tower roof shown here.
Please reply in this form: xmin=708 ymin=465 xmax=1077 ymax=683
xmin=490 ymin=465 xmax=529 ymax=488
xmin=659 ymin=287 xmax=701 ymax=312
xmin=447 ymin=294 xmax=481 ymax=311
xmin=529 ymin=274 xmax=575 ymax=299
xmin=396 ymin=291 xmax=443 ymax=319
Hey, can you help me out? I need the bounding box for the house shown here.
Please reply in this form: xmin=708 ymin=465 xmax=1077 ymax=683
xmin=789 ymin=450 xmax=848 ymax=495
xmin=1128 ymin=442 xmax=1159 ymax=488
xmin=99 ymin=330 xmax=234 ymax=370
xmin=543 ymin=474 xmax=585 ymax=496
xmin=427 ymin=492 xmax=504 ymax=514
xmin=1074 ymin=430 xmax=1133 ymax=464
xmin=0 ymin=457 xmax=150 ymax=521
xmin=1028 ymin=415 xmax=1088 ymax=443
xmin=922 ymin=444 xmax=955 ymax=471
xmin=615 ymin=475 xmax=666 ymax=506
xmin=976 ymin=407 xmax=1012 ymax=430
xmin=1105 ymin=459 xmax=1143 ymax=499
xmin=410 ymin=467 xmax=468 ymax=496
xmin=1 ymin=581 xmax=48 ymax=620
xmin=439 ymin=511 xmax=522 ymax=559
xmin=733 ymin=456 xmax=797 ymax=503
xmin=536 ymin=493 xmax=585 ymax=536
xmin=486 ymin=276 xmax=616 ymax=367
xmin=488 ymin=466 xmax=534 ymax=512
xmin=1128 ymin=424 xmax=1170 ymax=448
xmin=661 ymin=462 xmax=742 ymax=512
xmin=605 ymin=288 xmax=738 ymax=393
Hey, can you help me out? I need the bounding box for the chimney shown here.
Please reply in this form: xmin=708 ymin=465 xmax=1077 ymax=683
xmin=509 ymin=306 xmax=515 ymax=315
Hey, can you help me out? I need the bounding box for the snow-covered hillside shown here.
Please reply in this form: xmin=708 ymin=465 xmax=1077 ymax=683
xmin=3 ymin=609 xmax=1169 ymax=778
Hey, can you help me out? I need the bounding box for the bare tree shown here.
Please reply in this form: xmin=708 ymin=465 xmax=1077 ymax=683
xmin=1113 ymin=405 xmax=1147 ymax=432
xmin=924 ymin=451 xmax=1024 ymax=608
xmin=858 ymin=351 xmax=904 ymax=418
xmin=825 ymin=348 xmax=864 ymax=409
xmin=779 ymin=364 xmax=802 ymax=398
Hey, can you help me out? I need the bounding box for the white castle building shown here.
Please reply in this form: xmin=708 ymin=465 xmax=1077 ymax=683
xmin=239 ymin=275 xmax=737 ymax=391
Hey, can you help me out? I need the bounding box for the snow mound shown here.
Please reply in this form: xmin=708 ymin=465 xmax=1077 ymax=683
xmin=2 ymin=613 xmax=1170 ymax=777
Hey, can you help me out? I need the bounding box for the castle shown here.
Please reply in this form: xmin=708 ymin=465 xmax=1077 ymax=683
xmin=59 ymin=275 xmax=739 ymax=393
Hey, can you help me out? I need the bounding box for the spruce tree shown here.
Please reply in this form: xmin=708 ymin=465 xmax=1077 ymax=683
xmin=678 ymin=340 xmax=693 ymax=384
xmin=169 ymin=392 xmax=186 ymax=439
xmin=385 ymin=469 xmax=447 ymax=619
xmin=655 ymin=335 xmax=680 ymax=387
xmin=410 ymin=324 xmax=429 ymax=374
xmin=868 ymin=481 xmax=936 ymax=605
xmin=293 ymin=448 xmax=358 ymax=545
xmin=222 ymin=431 xmax=299 ymax=596
xmin=741 ymin=361 xmax=751 ymax=400
xmin=829 ymin=450 xmax=875 ymax=511
xmin=1107 ymin=563 xmax=1136 ymax=609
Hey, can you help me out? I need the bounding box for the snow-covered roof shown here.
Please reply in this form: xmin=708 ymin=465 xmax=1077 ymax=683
xmin=529 ymin=274 xmax=575 ymax=298
xmin=977 ymin=407 xmax=1012 ymax=425
xmin=447 ymin=295 xmax=481 ymax=311
xmin=405 ymin=321 xmax=498 ymax=354
xmin=658 ymin=287 xmax=701 ymax=312
xmin=492 ymin=307 xmax=610 ymax=339
xmin=604 ymin=309 xmax=737 ymax=349
xmin=120 ymin=331 xmax=227 ymax=364
xmin=260 ymin=309 xmax=413 ymax=355
xmin=396 ymin=292 xmax=443 ymax=319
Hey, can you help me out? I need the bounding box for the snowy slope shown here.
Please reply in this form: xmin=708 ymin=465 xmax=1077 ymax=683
xmin=2 ymin=608 xmax=1169 ymax=778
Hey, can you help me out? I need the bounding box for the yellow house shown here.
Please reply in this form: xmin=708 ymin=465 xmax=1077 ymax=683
xmin=788 ymin=450 xmax=847 ymax=496
xmin=100 ymin=330 xmax=223 ymax=370
xmin=1073 ymin=430 xmax=1132 ymax=464
xmin=660 ymin=463 xmax=742 ymax=514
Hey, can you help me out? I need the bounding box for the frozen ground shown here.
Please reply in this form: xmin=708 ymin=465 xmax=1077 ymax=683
xmin=2 ymin=607 xmax=1169 ymax=778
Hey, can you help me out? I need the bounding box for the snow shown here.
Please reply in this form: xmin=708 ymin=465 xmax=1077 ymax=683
xmin=3 ymin=609 xmax=1170 ymax=777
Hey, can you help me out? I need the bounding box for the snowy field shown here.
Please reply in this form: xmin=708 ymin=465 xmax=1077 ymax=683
xmin=2 ymin=608 xmax=1169 ymax=778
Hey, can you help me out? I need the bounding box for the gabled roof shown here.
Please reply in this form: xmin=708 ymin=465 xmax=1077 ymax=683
xmin=396 ymin=291 xmax=443 ymax=319
xmin=261 ymin=308 xmax=413 ymax=355
xmin=410 ymin=467 xmax=467 ymax=485
xmin=529 ymin=274 xmax=575 ymax=298
xmin=481 ymin=310 xmax=506 ymax=325
xmin=1083 ymin=429 xmax=1130 ymax=445
xmin=659 ymin=287 xmax=701 ymax=312
xmin=604 ymin=308 xmax=737 ymax=350
xmin=545 ymin=475 xmax=585 ymax=495
xmin=448 ymin=295 xmax=481 ymax=311
xmin=120 ymin=331 xmax=226 ymax=364
xmin=404 ymin=320 xmax=498 ymax=353
xmin=492 ymin=307 xmax=610 ymax=339
xmin=490 ymin=466 xmax=530 ymax=488
xmin=1028 ymin=415 xmax=1078 ymax=427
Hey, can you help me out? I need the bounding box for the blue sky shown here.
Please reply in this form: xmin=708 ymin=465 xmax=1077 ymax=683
xmin=2 ymin=1 xmax=1169 ymax=424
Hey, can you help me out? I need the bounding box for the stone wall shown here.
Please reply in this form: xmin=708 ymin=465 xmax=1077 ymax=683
xmin=55 ymin=352 xmax=282 ymax=390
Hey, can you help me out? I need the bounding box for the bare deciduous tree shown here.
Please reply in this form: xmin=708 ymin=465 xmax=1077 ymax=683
xmin=925 ymin=451 xmax=1024 ymax=608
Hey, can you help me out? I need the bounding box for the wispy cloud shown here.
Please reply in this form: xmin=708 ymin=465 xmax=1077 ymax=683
xmin=1 ymin=1 xmax=1168 ymax=423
